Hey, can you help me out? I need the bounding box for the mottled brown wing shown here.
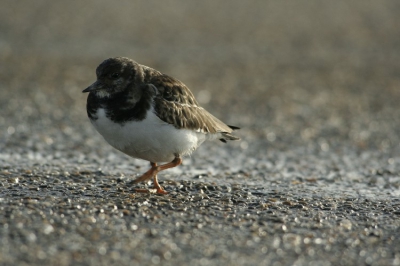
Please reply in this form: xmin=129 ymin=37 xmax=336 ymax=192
xmin=150 ymin=74 xmax=235 ymax=135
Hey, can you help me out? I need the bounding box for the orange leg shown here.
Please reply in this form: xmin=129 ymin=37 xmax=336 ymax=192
xmin=134 ymin=156 xmax=182 ymax=194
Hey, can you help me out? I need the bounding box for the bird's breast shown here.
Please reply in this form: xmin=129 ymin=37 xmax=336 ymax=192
xmin=90 ymin=107 xmax=207 ymax=162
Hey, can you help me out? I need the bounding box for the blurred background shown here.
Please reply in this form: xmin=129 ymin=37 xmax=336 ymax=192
xmin=1 ymin=0 xmax=400 ymax=164
xmin=1 ymin=2 xmax=400 ymax=265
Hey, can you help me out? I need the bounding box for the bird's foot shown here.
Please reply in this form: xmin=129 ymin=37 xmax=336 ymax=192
xmin=134 ymin=187 xmax=168 ymax=195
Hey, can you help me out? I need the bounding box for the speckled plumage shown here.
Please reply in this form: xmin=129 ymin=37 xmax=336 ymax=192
xmin=83 ymin=57 xmax=240 ymax=193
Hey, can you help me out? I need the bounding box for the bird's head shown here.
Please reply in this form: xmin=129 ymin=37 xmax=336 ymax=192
xmin=83 ymin=57 xmax=139 ymax=97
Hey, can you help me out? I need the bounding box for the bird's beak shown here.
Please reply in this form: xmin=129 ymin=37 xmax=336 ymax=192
xmin=82 ymin=81 xmax=100 ymax=93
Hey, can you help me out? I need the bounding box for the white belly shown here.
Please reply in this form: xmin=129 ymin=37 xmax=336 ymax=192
xmin=91 ymin=108 xmax=207 ymax=162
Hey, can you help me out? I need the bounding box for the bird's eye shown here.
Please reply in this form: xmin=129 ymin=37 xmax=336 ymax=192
xmin=110 ymin=72 xmax=120 ymax=79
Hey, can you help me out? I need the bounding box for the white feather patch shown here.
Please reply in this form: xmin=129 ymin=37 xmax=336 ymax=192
xmin=90 ymin=107 xmax=208 ymax=162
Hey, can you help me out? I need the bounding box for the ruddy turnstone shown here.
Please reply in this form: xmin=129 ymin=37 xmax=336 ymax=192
xmin=83 ymin=57 xmax=240 ymax=194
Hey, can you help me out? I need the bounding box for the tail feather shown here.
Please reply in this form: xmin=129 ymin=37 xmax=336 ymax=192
xmin=228 ymin=125 xmax=240 ymax=130
xmin=219 ymin=125 xmax=240 ymax=143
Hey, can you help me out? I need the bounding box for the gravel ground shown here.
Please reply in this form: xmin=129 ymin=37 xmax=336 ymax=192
xmin=1 ymin=1 xmax=400 ymax=265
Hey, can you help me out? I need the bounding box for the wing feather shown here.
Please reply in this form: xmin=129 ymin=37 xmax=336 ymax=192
xmin=149 ymin=74 xmax=238 ymax=138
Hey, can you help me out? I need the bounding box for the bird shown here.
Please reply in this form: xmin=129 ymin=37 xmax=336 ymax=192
xmin=83 ymin=57 xmax=240 ymax=194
